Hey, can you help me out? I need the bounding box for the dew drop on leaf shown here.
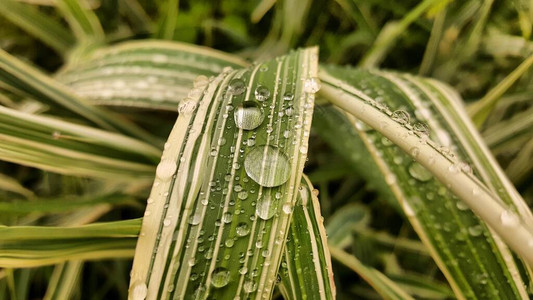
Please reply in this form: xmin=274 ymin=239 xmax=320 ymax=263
xmin=211 ymin=268 xmax=231 ymax=288
xmin=243 ymin=280 xmax=257 ymax=293
xmin=468 ymin=225 xmax=483 ymax=237
xmin=391 ymin=110 xmax=410 ymax=125
xmin=228 ymin=79 xmax=246 ymax=95
xmin=256 ymin=192 xmax=277 ymax=220
xmin=234 ymin=102 xmax=264 ymax=130
xmin=130 ymin=281 xmax=147 ymax=300
xmin=303 ymin=77 xmax=321 ymax=93
xmin=500 ymin=210 xmax=519 ymax=227
xmin=236 ymin=222 xmax=250 ymax=236
xmin=408 ymin=162 xmax=432 ymax=182
xmin=244 ymin=146 xmax=291 ymax=187
xmin=156 ymin=160 xmax=177 ymax=181
xmin=254 ymin=85 xmax=271 ymax=101
xmin=283 ymin=92 xmax=294 ymax=101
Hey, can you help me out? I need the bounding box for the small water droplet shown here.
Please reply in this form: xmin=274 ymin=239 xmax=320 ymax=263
xmin=228 ymin=79 xmax=246 ymax=95
xmin=283 ymin=92 xmax=294 ymax=101
xmin=225 ymin=239 xmax=235 ymax=247
xmin=156 ymin=160 xmax=177 ymax=181
xmin=236 ymin=222 xmax=250 ymax=237
xmin=254 ymin=86 xmax=271 ymax=101
xmin=234 ymin=102 xmax=264 ymax=130
xmin=500 ymin=210 xmax=520 ymax=227
xmin=244 ymin=146 xmax=291 ymax=187
xmin=256 ymin=192 xmax=277 ymax=220
xmin=237 ymin=191 xmax=248 ymax=200
xmin=282 ymin=203 xmax=293 ymax=214
xmin=239 ymin=266 xmax=248 ymax=274
xmin=391 ymin=110 xmax=410 ymax=125
xmin=211 ymin=268 xmax=231 ymax=288
xmin=178 ymin=100 xmax=198 ymax=114
xmin=163 ymin=218 xmax=172 ymax=226
xmin=304 ymin=77 xmax=321 ymax=93
xmin=130 ymin=281 xmax=147 ymax=300
xmin=413 ymin=122 xmax=430 ymax=136
xmin=408 ymin=162 xmax=432 ymax=182
xmin=222 ymin=212 xmax=233 ymax=223
xmin=409 ymin=147 xmax=420 ymax=158
xmin=188 ymin=211 xmax=202 ymax=225
xmin=456 ymin=200 xmax=469 ymax=211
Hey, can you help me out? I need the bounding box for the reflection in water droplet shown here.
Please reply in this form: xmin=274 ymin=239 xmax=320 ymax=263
xmin=256 ymin=192 xmax=277 ymax=220
xmin=228 ymin=79 xmax=246 ymax=95
xmin=283 ymin=92 xmax=294 ymax=101
xmin=236 ymin=222 xmax=250 ymax=236
xmin=244 ymin=146 xmax=291 ymax=187
xmin=130 ymin=281 xmax=147 ymax=300
xmin=413 ymin=122 xmax=430 ymax=136
xmin=391 ymin=110 xmax=410 ymax=125
xmin=500 ymin=210 xmax=520 ymax=227
xmin=408 ymin=162 xmax=432 ymax=182
xmin=211 ymin=268 xmax=231 ymax=288
xmin=156 ymin=160 xmax=177 ymax=181
xmin=234 ymin=102 xmax=264 ymax=130
xmin=254 ymin=86 xmax=270 ymax=101
xmin=304 ymin=77 xmax=321 ymax=93
xmin=243 ymin=280 xmax=257 ymax=293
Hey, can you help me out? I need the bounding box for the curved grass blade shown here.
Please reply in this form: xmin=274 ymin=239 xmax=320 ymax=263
xmin=0 ymin=0 xmax=75 ymax=54
xmin=128 ymin=47 xmax=317 ymax=300
xmin=0 ymin=173 xmax=34 ymax=198
xmin=55 ymin=0 xmax=104 ymax=43
xmin=57 ymin=40 xmax=248 ymax=110
xmin=0 ymin=105 xmax=159 ymax=179
xmin=0 ymin=49 xmax=157 ymax=144
xmin=277 ymin=176 xmax=335 ymax=300
xmin=318 ymin=66 xmax=533 ymax=298
xmin=329 ymin=246 xmax=415 ymax=300
xmin=0 ymin=219 xmax=140 ymax=268
xmin=43 ymin=260 xmax=83 ymax=300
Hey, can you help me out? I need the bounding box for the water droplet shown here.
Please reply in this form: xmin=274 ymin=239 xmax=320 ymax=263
xmin=225 ymin=239 xmax=235 ymax=247
xmin=391 ymin=110 xmax=410 ymax=125
xmin=456 ymin=200 xmax=469 ymax=211
xmin=259 ymin=64 xmax=268 ymax=72
xmin=256 ymin=192 xmax=277 ymax=220
xmin=234 ymin=102 xmax=264 ymax=130
xmin=244 ymin=146 xmax=291 ymax=187
xmin=130 ymin=281 xmax=147 ymax=300
xmin=254 ymin=86 xmax=271 ymax=101
xmin=283 ymin=92 xmax=294 ymax=101
xmin=413 ymin=122 xmax=430 ymax=136
xmin=468 ymin=225 xmax=483 ymax=237
xmin=304 ymin=77 xmax=321 ymax=93
xmin=236 ymin=222 xmax=250 ymax=236
xmin=156 ymin=160 xmax=177 ymax=180
xmin=408 ymin=162 xmax=432 ymax=182
xmin=237 ymin=191 xmax=248 ymax=200
xmin=239 ymin=266 xmax=248 ymax=274
xmin=163 ymin=218 xmax=172 ymax=226
xmin=193 ymin=75 xmax=209 ymax=88
xmin=211 ymin=268 xmax=230 ymax=288
xmin=222 ymin=212 xmax=233 ymax=223
xmin=188 ymin=211 xmax=202 ymax=225
xmin=243 ymin=280 xmax=257 ymax=293
xmin=228 ymin=79 xmax=246 ymax=95
xmin=500 ymin=210 xmax=520 ymax=227
xmin=282 ymin=203 xmax=293 ymax=214
xmin=409 ymin=147 xmax=420 ymax=158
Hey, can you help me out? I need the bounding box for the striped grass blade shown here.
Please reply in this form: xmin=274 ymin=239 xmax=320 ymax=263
xmin=277 ymin=176 xmax=335 ymax=300
xmin=318 ymin=66 xmax=533 ymax=299
xmin=56 ymin=40 xmax=248 ymax=110
xmin=0 ymin=105 xmax=159 ymax=179
xmin=128 ymin=48 xmax=318 ymax=299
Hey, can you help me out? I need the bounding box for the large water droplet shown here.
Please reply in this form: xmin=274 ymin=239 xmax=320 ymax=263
xmin=304 ymin=77 xmax=321 ymax=93
xmin=256 ymin=192 xmax=277 ymax=220
xmin=236 ymin=222 xmax=250 ymax=236
xmin=408 ymin=162 xmax=432 ymax=182
xmin=254 ymin=86 xmax=271 ymax=101
xmin=391 ymin=110 xmax=410 ymax=125
xmin=234 ymin=102 xmax=264 ymax=130
xmin=244 ymin=146 xmax=291 ymax=187
xmin=156 ymin=160 xmax=177 ymax=181
xmin=211 ymin=268 xmax=231 ymax=288
xmin=130 ymin=281 xmax=147 ymax=300
xmin=243 ymin=280 xmax=257 ymax=293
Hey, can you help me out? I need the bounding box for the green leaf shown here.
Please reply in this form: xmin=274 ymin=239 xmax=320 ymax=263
xmin=129 ymin=47 xmax=318 ymax=299
xmin=0 ymin=0 xmax=75 ymax=54
xmin=0 ymin=105 xmax=159 ymax=179
xmin=55 ymin=0 xmax=104 ymax=43
xmin=277 ymin=176 xmax=335 ymax=300
xmin=0 ymin=48 xmax=158 ymax=144
xmin=57 ymin=40 xmax=248 ymax=110
xmin=319 ymin=66 xmax=533 ymax=299
xmin=44 ymin=261 xmax=83 ymax=300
